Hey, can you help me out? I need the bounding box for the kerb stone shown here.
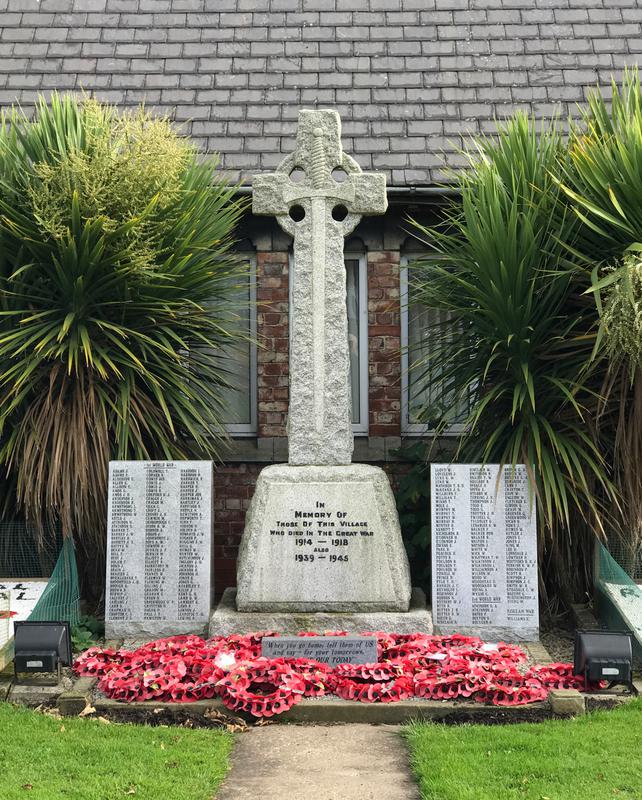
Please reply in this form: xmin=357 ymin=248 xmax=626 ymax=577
xmin=549 ymin=689 xmax=586 ymax=716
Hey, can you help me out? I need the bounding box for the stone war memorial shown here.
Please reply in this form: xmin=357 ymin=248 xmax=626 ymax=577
xmin=102 ymin=111 xmax=542 ymax=651
xmin=6 ymin=9 xmax=642 ymax=798
xmin=210 ymin=109 xmax=431 ymax=635
xmin=72 ymin=105 xmax=613 ymax=738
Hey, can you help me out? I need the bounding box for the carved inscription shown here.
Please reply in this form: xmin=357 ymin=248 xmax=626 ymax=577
xmin=261 ymin=636 xmax=378 ymax=666
xmin=248 ymin=478 xmax=396 ymax=605
xmin=431 ymin=464 xmax=538 ymax=639
xmin=106 ymin=461 xmax=212 ymax=629
xmin=269 ymin=498 xmax=374 ymax=566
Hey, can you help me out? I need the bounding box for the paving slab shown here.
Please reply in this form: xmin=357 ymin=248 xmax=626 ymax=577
xmin=216 ymin=723 xmax=420 ymax=800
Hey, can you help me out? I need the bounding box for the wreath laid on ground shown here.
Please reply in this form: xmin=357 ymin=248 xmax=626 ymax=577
xmin=74 ymin=632 xmax=602 ymax=718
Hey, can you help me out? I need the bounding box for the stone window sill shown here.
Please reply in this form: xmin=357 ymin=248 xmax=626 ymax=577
xmin=222 ymin=435 xmax=459 ymax=463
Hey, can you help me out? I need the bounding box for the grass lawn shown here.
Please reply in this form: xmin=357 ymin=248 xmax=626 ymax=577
xmin=405 ymin=699 xmax=642 ymax=800
xmin=0 ymin=703 xmax=233 ymax=800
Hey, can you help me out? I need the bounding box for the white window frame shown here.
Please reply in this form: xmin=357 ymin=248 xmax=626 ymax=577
xmin=224 ymin=251 xmax=258 ymax=437
xmin=400 ymin=254 xmax=466 ymax=436
xmin=289 ymin=251 xmax=369 ymax=436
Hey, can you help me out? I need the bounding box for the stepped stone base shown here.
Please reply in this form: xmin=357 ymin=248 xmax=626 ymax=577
xmin=106 ymin=619 xmax=209 ymax=639
xmin=209 ymin=587 xmax=433 ymax=636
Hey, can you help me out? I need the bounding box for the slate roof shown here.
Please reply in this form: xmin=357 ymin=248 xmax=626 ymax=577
xmin=0 ymin=0 xmax=641 ymax=187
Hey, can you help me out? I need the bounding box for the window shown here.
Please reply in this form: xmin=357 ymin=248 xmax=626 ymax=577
xmin=289 ymin=248 xmax=369 ymax=435
xmin=346 ymin=251 xmax=369 ymax=434
xmin=401 ymin=254 xmax=468 ymax=435
xmin=220 ymin=252 xmax=257 ymax=436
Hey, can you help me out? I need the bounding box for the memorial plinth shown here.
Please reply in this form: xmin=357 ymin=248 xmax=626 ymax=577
xmin=106 ymin=460 xmax=213 ymax=639
xmin=236 ymin=464 xmax=411 ymax=612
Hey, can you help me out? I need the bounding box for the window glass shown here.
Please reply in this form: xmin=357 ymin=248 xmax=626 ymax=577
xmin=408 ymin=301 xmax=458 ymax=426
xmin=403 ymin=261 xmax=469 ymax=432
xmin=220 ymin=254 xmax=256 ymax=432
xmin=346 ymin=258 xmax=361 ymax=425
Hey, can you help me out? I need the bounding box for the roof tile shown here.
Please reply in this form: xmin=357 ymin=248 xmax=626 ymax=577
xmin=0 ymin=0 xmax=640 ymax=185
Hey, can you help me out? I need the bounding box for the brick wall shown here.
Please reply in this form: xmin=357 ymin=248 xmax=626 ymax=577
xmin=213 ymin=462 xmax=262 ymax=595
xmin=256 ymin=250 xmax=289 ymax=438
xmin=212 ymin=246 xmax=406 ymax=596
xmin=368 ymin=250 xmax=401 ymax=437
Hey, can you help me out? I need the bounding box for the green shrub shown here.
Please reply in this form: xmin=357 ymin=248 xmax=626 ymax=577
xmin=557 ymin=68 xmax=642 ymax=575
xmin=393 ymin=442 xmax=432 ymax=592
xmin=0 ymin=94 xmax=246 ymax=567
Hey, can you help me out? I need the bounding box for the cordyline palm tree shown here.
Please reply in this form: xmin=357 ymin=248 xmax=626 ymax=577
xmin=557 ymin=68 xmax=642 ymax=574
xmin=0 ymin=94 xmax=246 ymax=587
xmin=408 ymin=113 xmax=616 ymax=606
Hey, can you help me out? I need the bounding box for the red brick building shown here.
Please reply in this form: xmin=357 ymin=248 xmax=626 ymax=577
xmin=3 ymin=0 xmax=640 ymax=595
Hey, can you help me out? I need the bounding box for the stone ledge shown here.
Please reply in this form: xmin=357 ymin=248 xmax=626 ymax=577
xmin=58 ymin=677 xmax=97 ymax=717
xmin=210 ymin=587 xmax=432 ymax=637
xmin=9 ymin=680 xmax=68 ymax=706
xmin=548 ymin=689 xmax=586 ymax=716
xmin=525 ymin=641 xmax=553 ymax=664
xmin=433 ymin=624 xmax=540 ymax=643
xmin=570 ymin=603 xmax=600 ymax=630
xmin=106 ymin=619 xmax=209 ymax=640
xmin=82 ymin=694 xmax=553 ymax=726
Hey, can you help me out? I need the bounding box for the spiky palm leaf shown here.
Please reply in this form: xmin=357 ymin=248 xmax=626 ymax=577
xmin=0 ymin=94 xmax=247 ymax=570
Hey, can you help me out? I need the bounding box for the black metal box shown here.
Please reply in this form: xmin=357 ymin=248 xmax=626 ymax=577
xmin=574 ymin=630 xmax=633 ymax=683
xmin=14 ymin=621 xmax=72 ymax=668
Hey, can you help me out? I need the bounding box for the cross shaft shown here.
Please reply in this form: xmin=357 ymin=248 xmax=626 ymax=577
xmin=252 ymin=110 xmax=387 ymax=465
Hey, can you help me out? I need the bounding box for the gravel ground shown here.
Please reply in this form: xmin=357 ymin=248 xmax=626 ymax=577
xmin=540 ymin=619 xmax=576 ymax=663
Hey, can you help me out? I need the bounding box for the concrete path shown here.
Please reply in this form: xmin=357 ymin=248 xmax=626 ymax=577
xmin=216 ymin=723 xmax=420 ymax=800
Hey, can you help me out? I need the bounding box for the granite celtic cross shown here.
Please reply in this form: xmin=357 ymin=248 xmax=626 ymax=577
xmin=253 ymin=110 xmax=387 ymax=465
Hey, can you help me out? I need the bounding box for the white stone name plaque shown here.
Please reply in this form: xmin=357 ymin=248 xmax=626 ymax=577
xmin=261 ymin=636 xmax=378 ymax=666
xmin=105 ymin=461 xmax=213 ymax=638
xmin=431 ymin=464 xmax=538 ymax=641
